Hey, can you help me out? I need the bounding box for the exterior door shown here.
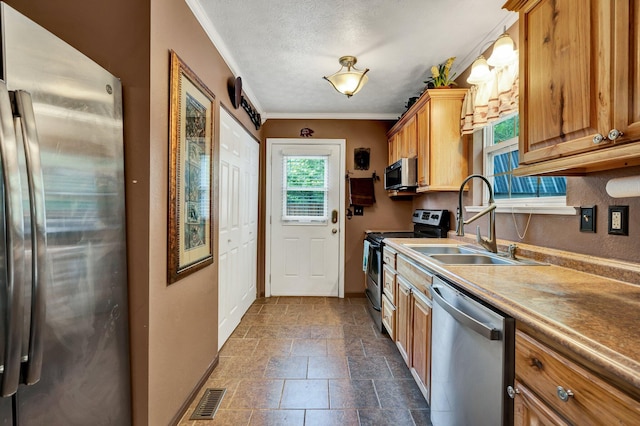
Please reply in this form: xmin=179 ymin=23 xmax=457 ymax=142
xmin=218 ymin=108 xmax=258 ymax=348
xmin=266 ymin=139 xmax=345 ymax=297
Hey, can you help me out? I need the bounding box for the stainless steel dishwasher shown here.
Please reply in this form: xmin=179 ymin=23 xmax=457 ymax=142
xmin=430 ymin=276 xmax=514 ymax=426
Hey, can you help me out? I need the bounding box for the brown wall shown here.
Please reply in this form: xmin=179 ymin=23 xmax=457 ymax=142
xmin=261 ymin=119 xmax=412 ymax=295
xmin=149 ymin=1 xmax=261 ymax=424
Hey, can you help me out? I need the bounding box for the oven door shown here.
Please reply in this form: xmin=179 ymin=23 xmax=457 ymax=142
xmin=365 ymin=239 xmax=381 ymax=311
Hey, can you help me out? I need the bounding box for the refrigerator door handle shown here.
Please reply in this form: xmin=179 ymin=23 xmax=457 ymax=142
xmin=12 ymin=90 xmax=47 ymax=386
xmin=0 ymin=81 xmax=25 ymax=397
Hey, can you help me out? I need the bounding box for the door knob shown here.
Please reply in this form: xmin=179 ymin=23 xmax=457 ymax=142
xmin=332 ymin=228 xmax=338 ymax=234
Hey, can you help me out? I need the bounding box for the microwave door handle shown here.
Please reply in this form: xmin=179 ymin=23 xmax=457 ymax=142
xmin=12 ymin=90 xmax=47 ymax=385
xmin=0 ymin=82 xmax=26 ymax=397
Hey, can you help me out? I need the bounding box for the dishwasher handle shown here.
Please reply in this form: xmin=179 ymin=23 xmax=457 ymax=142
xmin=431 ymin=283 xmax=501 ymax=341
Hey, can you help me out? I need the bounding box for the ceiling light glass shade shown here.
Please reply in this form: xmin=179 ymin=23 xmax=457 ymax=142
xmin=466 ymin=55 xmax=492 ymax=85
xmin=324 ymin=56 xmax=369 ymax=97
xmin=487 ymin=33 xmax=517 ymax=67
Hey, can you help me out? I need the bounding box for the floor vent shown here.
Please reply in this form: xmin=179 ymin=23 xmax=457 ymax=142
xmin=190 ymin=388 xmax=226 ymax=420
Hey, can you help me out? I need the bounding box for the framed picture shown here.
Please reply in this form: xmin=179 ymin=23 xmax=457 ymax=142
xmin=168 ymin=50 xmax=215 ymax=284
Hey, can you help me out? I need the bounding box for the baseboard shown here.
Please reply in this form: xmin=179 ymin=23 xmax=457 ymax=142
xmin=170 ymin=354 xmax=220 ymax=426
xmin=345 ymin=292 xmax=365 ymax=298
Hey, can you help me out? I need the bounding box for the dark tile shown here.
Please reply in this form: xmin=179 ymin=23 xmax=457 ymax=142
xmin=253 ymin=297 xmax=279 ymax=305
xmin=264 ymin=356 xmax=308 ymax=379
xmin=348 ymin=297 xmax=368 ymax=305
xmin=280 ymin=379 xmax=329 ymax=409
xmin=253 ymin=338 xmax=293 ymax=357
xmin=241 ymin=315 xmax=273 ymax=326
xmin=300 ymin=296 xmax=327 ymax=304
xmin=307 ymin=356 xmax=349 ymax=379
xmin=410 ymin=409 xmax=433 ymax=425
xmin=244 ymin=325 xmax=280 ymax=339
xmin=343 ymin=324 xmax=379 ymax=340
xmin=204 ymin=409 xmax=252 ymax=425
xmin=291 ymin=339 xmax=327 ymax=356
xmin=357 ymin=409 xmax=415 ymax=426
xmin=307 ymin=325 xmax=344 ymax=339
xmin=226 ymin=379 xmax=284 ymax=409
xmin=305 ymin=409 xmax=359 ymax=425
xmin=258 ymin=304 xmax=288 ymax=315
xmin=248 ymin=409 xmax=304 ymax=425
xmin=347 ymin=356 xmax=392 ymax=379
xmin=276 ymin=296 xmax=303 ymax=304
xmin=385 ymin=356 xmax=413 ymax=379
xmin=361 ymin=337 xmax=399 ymax=357
xmin=277 ymin=325 xmax=311 ymax=339
xmin=329 ymin=379 xmax=380 ymax=409
xmin=219 ymin=338 xmax=259 ymax=357
xmin=229 ymin=324 xmax=251 ymax=339
xmin=374 ymin=379 xmax=429 ymax=409
xmin=326 ymin=338 xmax=365 ymax=356
xmin=216 ymin=356 xmax=268 ymax=378
xmin=264 ymin=313 xmax=301 ymax=325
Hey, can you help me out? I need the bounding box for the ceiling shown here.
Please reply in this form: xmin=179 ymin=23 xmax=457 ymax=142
xmin=187 ymin=0 xmax=517 ymax=121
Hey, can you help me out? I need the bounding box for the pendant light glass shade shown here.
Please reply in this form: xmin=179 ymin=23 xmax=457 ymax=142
xmin=487 ymin=32 xmax=517 ymax=67
xmin=324 ymin=56 xmax=369 ymax=97
xmin=466 ymin=55 xmax=492 ymax=85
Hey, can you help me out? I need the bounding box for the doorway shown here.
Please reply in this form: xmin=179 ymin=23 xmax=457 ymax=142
xmin=265 ymin=139 xmax=345 ymax=297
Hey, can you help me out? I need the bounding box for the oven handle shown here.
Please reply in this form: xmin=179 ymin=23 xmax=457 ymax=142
xmin=365 ymin=289 xmax=381 ymax=312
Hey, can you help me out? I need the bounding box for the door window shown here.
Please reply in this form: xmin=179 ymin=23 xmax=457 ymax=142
xmin=282 ymin=155 xmax=329 ymax=222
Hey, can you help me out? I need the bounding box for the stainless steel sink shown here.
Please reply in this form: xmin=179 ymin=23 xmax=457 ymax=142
xmin=408 ymin=245 xmax=474 ymax=255
xmin=429 ymin=253 xmax=518 ymax=265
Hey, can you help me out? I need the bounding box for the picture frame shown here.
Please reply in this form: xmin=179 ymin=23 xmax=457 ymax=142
xmin=168 ymin=50 xmax=215 ymax=284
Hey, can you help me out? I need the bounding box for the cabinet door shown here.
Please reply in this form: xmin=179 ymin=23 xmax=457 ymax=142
xmin=402 ymin=115 xmax=418 ymax=158
xmin=518 ymin=0 xmax=614 ymax=164
xmin=411 ymin=293 xmax=431 ymax=401
xmin=612 ymin=1 xmax=640 ymax=144
xmin=513 ymin=380 xmax=570 ymax=426
xmin=416 ymin=103 xmax=430 ymax=186
xmin=395 ymin=277 xmax=412 ymax=366
xmin=388 ymin=133 xmax=400 ymax=165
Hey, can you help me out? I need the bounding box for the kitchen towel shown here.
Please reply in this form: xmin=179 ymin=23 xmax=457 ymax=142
xmin=363 ymin=239 xmax=370 ymax=272
xmin=349 ymin=177 xmax=376 ymax=206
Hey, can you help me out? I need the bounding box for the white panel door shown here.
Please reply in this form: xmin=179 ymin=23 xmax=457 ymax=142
xmin=218 ymin=109 xmax=258 ymax=349
xmin=267 ymin=139 xmax=345 ymax=297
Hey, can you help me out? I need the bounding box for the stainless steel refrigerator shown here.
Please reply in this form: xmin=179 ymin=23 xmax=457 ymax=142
xmin=0 ymin=3 xmax=131 ymax=425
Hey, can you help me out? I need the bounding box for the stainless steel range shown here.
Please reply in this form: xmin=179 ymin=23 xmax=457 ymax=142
xmin=364 ymin=209 xmax=450 ymax=332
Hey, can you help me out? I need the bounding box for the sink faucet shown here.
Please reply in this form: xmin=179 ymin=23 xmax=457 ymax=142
xmin=456 ymin=174 xmax=497 ymax=253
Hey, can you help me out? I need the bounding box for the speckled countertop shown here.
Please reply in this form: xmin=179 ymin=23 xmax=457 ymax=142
xmin=383 ymin=237 xmax=640 ymax=395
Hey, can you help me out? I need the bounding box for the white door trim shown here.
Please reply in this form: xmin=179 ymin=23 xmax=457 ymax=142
xmin=265 ymin=138 xmax=346 ymax=297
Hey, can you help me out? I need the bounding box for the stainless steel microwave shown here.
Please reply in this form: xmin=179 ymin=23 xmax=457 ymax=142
xmin=384 ymin=157 xmax=417 ymax=190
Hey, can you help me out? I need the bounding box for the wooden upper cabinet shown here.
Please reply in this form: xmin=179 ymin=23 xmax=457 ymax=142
xmin=387 ymin=88 xmax=468 ymax=191
xmin=505 ymin=0 xmax=640 ymax=175
xmin=416 ymin=89 xmax=469 ymax=191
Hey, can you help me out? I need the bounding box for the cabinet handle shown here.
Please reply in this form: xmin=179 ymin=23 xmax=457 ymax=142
xmin=507 ymin=385 xmax=520 ymax=399
xmin=608 ymin=129 xmax=623 ymax=141
xmin=556 ymin=386 xmax=574 ymax=402
xmin=592 ymin=133 xmax=605 ymax=144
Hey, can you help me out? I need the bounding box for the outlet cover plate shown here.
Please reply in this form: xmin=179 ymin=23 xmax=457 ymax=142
xmin=608 ymin=205 xmax=629 ymax=235
xmin=580 ymin=206 xmax=596 ymax=233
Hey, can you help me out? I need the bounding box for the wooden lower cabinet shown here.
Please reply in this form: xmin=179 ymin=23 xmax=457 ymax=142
xmin=381 ymin=293 xmax=396 ymax=340
xmin=410 ymin=292 xmax=431 ymax=401
xmin=513 ymin=380 xmax=570 ymax=426
xmin=395 ymin=277 xmax=412 ymax=365
xmin=513 ymin=329 xmax=640 ymax=425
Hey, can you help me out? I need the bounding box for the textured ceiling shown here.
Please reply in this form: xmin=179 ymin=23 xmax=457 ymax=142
xmin=187 ymin=0 xmax=517 ymax=120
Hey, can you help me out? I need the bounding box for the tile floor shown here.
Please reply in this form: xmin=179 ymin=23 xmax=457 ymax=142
xmin=178 ymin=296 xmax=432 ymax=425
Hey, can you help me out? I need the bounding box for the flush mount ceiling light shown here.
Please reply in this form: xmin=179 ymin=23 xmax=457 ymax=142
xmin=323 ymin=55 xmax=369 ymax=98
xmin=467 ymin=28 xmax=517 ymax=85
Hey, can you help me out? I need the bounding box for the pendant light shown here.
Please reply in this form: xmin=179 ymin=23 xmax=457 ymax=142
xmin=487 ymin=32 xmax=517 ymax=67
xmin=467 ymin=28 xmax=517 ymax=85
xmin=466 ymin=55 xmax=492 ymax=85
xmin=323 ymin=56 xmax=369 ymax=98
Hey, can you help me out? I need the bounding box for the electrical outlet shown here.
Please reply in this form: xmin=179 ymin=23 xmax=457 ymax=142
xmin=353 ymin=205 xmax=364 ymax=216
xmin=579 ymin=206 xmax=596 ymax=233
xmin=608 ymin=205 xmax=629 ymax=235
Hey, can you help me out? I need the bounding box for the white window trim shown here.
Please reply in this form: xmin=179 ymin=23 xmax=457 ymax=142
xmin=471 ymin=114 xmax=576 ymax=216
